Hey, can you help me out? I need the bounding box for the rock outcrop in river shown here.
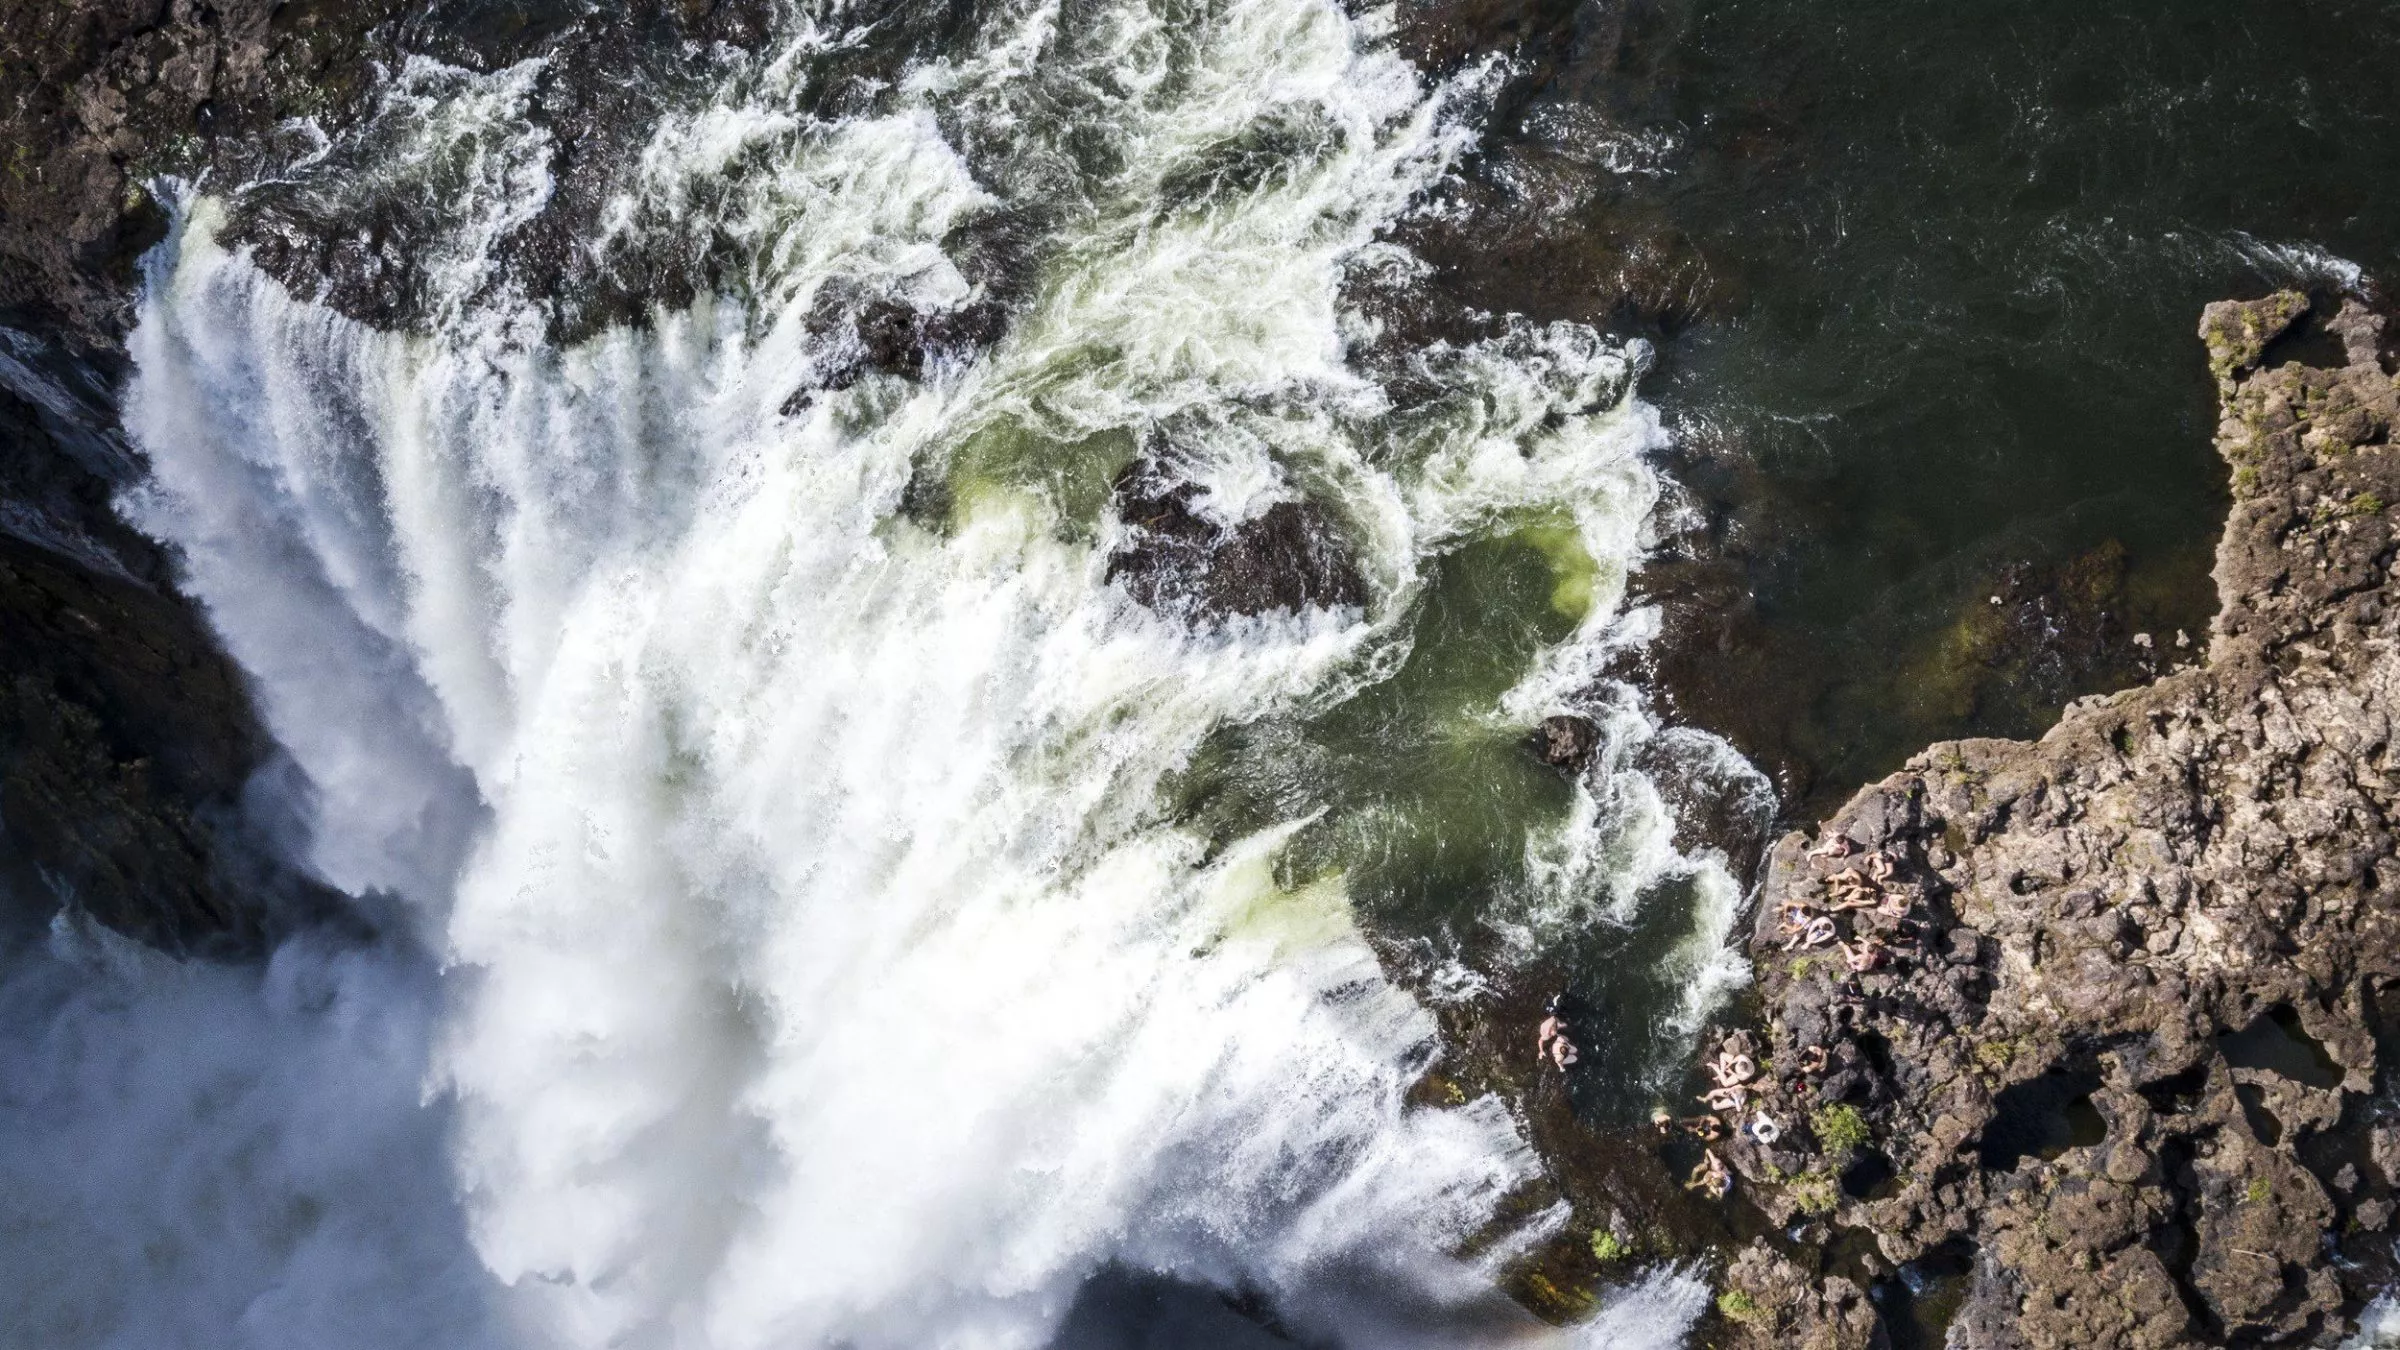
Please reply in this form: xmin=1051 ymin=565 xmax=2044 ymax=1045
xmin=1717 ymin=292 xmax=2400 ymax=1347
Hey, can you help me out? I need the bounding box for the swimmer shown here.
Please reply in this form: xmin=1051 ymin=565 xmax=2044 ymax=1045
xmin=1536 ymin=997 xmax=1581 ymax=1071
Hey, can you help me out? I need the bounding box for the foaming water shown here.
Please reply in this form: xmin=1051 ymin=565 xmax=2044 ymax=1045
xmin=2347 ymin=1295 xmax=2400 ymax=1348
xmin=0 ymin=916 xmax=505 ymax=1349
xmin=85 ymin=0 xmax=1747 ymax=1345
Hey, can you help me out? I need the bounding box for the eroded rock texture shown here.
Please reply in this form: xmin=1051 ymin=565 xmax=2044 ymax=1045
xmin=1107 ymin=458 xmax=1369 ymax=622
xmin=1722 ymin=293 xmax=2400 ymax=1348
xmin=0 ymin=0 xmax=425 ymax=952
xmin=0 ymin=0 xmax=419 ymax=341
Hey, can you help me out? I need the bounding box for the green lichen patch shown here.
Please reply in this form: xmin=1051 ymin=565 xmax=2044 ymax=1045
xmin=1715 ymin=1288 xmax=1763 ymax=1324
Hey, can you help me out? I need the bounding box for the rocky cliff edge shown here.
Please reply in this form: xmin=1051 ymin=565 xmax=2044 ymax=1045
xmin=1712 ymin=293 xmax=2400 ymax=1349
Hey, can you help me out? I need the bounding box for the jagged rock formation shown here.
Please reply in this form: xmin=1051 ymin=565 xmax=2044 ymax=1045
xmin=1107 ymin=457 xmax=1369 ymax=622
xmin=0 ymin=0 xmax=412 ymax=950
xmin=0 ymin=327 xmax=341 ymax=953
xmin=1717 ymin=292 xmax=2400 ymax=1347
xmin=0 ymin=0 xmax=415 ymax=342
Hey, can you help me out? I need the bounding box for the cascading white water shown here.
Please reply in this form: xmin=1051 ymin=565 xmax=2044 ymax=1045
xmin=7 ymin=0 xmax=1761 ymax=1345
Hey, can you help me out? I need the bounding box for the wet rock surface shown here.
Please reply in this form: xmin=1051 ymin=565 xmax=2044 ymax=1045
xmin=212 ymin=0 xmax=1060 ymax=353
xmin=1720 ymin=294 xmax=2400 ymax=1347
xmin=0 ymin=0 xmax=414 ymax=343
xmin=0 ymin=0 xmax=427 ymax=952
xmin=1531 ymin=713 xmax=1602 ymax=773
xmin=780 ymin=287 xmax=1013 ymax=413
xmin=0 ymin=326 xmax=334 ymax=954
xmin=1106 ymin=459 xmax=1369 ymax=622
xmin=221 ymin=0 xmax=797 ymax=342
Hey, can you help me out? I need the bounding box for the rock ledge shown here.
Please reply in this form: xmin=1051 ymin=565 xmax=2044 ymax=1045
xmin=1718 ymin=293 xmax=2400 ymax=1349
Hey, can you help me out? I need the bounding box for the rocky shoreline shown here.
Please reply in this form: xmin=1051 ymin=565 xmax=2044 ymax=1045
xmin=1709 ymin=293 xmax=2400 ymax=1348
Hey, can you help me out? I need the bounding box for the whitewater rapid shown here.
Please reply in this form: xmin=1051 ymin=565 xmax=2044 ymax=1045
xmin=4 ymin=0 xmax=1759 ymax=1346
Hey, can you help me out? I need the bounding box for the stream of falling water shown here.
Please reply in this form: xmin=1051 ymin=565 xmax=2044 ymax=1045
xmin=4 ymin=1 xmax=1759 ymax=1345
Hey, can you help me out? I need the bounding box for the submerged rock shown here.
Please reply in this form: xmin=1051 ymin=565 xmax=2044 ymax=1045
xmin=1106 ymin=459 xmax=1367 ymax=622
xmin=1724 ymin=293 xmax=2400 ymax=1347
xmin=1898 ymin=538 xmax=2161 ymax=734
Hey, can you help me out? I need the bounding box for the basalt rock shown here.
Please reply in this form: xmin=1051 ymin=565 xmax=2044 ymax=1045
xmin=1531 ymin=714 xmax=1602 ymax=773
xmin=0 ymin=0 xmax=422 ymax=955
xmin=1106 ymin=460 xmax=1369 ymax=622
xmin=223 ymin=0 xmax=800 ymax=343
xmin=1720 ymin=293 xmax=2400 ymax=1347
xmin=216 ymin=0 xmax=1044 ymax=351
xmin=0 ymin=0 xmax=416 ymax=344
xmin=0 ymin=327 xmax=334 ymax=955
xmin=1717 ymin=1241 xmax=1888 ymax=1350
xmin=781 ymin=288 xmax=1012 ymax=413
xmin=0 ymin=0 xmax=1035 ymax=963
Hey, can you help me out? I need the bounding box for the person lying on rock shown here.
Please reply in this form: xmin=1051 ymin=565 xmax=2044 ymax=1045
xmin=1708 ymin=1048 xmax=1755 ymax=1088
xmin=1827 ymin=887 xmax=1880 ymax=914
xmin=1782 ymin=915 xmax=1837 ymax=951
xmin=1684 ymin=1149 xmax=1731 ymax=1199
xmin=1652 ymin=1108 xmax=1723 ymax=1142
xmin=1702 ymin=1084 xmax=1749 ymax=1114
xmin=1825 ymin=865 xmax=1872 ymax=891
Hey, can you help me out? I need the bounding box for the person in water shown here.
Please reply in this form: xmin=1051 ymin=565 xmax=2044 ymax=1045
xmin=1535 ymin=996 xmax=1580 ymax=1071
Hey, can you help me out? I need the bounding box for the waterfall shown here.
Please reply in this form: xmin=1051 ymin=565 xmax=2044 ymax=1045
xmin=6 ymin=1 xmax=1760 ymax=1345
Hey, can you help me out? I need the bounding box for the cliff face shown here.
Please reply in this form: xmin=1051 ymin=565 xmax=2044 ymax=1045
xmin=0 ymin=326 xmax=308 ymax=954
xmin=1717 ymin=294 xmax=2400 ymax=1348
xmin=0 ymin=0 xmax=420 ymax=950
xmin=0 ymin=0 xmax=411 ymax=343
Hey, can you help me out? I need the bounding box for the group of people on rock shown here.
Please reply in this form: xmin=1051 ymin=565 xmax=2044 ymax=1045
xmin=1516 ymin=831 xmax=1910 ymax=1196
xmin=1775 ymin=833 xmax=1925 ymax=981
xmin=1526 ymin=831 xmax=1910 ymax=1204
xmin=1651 ymin=1032 xmax=1776 ymax=1198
